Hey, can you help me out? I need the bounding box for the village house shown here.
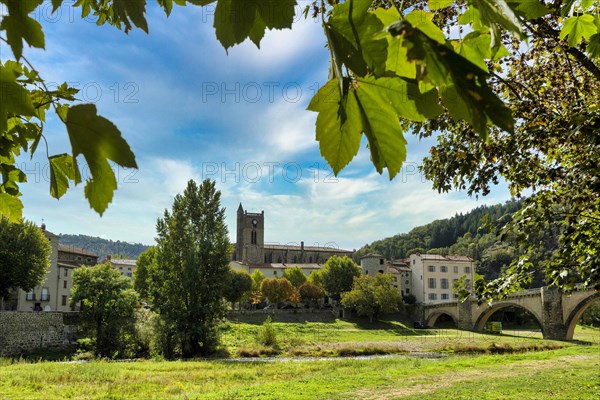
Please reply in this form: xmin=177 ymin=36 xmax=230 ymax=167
xmin=2 ymin=225 xmax=99 ymax=312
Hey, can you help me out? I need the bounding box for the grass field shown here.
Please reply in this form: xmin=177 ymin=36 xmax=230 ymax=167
xmin=1 ymin=323 xmax=598 ymax=399
xmin=220 ymin=319 xmax=599 ymax=357
xmin=1 ymin=342 xmax=598 ymax=399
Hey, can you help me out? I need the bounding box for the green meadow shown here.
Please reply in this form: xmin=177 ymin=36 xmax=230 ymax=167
xmin=1 ymin=323 xmax=598 ymax=399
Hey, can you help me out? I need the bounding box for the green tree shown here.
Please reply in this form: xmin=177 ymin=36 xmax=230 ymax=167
xmin=133 ymin=246 xmax=157 ymax=301
xmin=341 ymin=273 xmax=401 ymax=322
xmin=260 ymin=278 xmax=294 ymax=306
xmin=149 ymin=179 xmax=231 ymax=358
xmin=70 ymin=263 xmax=139 ymax=358
xmin=282 ymin=266 xmax=307 ymax=288
xmin=320 ymin=255 xmax=361 ymax=301
xmin=298 ymin=282 xmax=323 ymax=307
xmin=250 ymin=269 xmax=266 ymax=307
xmin=0 ymin=218 xmax=51 ymax=302
xmin=224 ymin=268 xmax=253 ymax=308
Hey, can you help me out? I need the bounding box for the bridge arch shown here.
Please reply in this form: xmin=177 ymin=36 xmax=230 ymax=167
xmin=474 ymin=302 xmax=543 ymax=333
xmin=425 ymin=311 xmax=458 ymax=328
xmin=564 ymin=292 xmax=600 ymax=341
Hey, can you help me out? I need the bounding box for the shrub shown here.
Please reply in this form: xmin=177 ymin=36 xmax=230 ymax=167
xmin=256 ymin=316 xmax=277 ymax=346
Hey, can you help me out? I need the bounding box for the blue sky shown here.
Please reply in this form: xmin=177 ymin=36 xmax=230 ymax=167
xmin=9 ymin=2 xmax=511 ymax=250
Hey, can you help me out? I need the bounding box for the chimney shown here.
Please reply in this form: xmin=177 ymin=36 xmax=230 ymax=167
xmin=41 ymin=223 xmax=46 ymax=232
xmin=301 ymin=241 xmax=304 ymax=251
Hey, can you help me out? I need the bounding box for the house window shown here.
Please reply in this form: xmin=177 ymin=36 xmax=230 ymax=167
xmin=465 ymin=279 xmax=471 ymax=288
xmin=365 ymin=270 xmax=369 ymax=275
xmin=412 ymin=259 xmax=415 ymax=265
xmin=273 ymin=271 xmax=277 ymax=276
xmin=441 ymin=293 xmax=449 ymax=300
xmin=26 ymin=291 xmax=35 ymax=301
xmin=378 ymin=269 xmax=384 ymax=274
xmin=394 ymin=285 xmax=398 ymax=288
xmin=428 ymin=293 xmax=437 ymax=301
xmin=293 ymin=256 xmax=297 ymax=263
xmin=64 ymin=268 xmax=68 ymax=277
xmin=128 ymin=267 xmax=131 ymax=271
xmin=127 ymin=273 xmax=132 ymax=278
xmin=428 ymin=265 xmax=435 ymax=272
xmin=405 ymin=280 xmax=409 ymax=285
xmin=380 ymin=258 xmax=384 ymax=265
xmin=405 ymin=289 xmax=410 ymax=294
xmin=440 ymin=265 xmax=448 ymax=273
xmin=309 ymin=256 xmax=313 ymax=263
xmin=441 ymin=279 xmax=449 ymax=289
xmin=453 ymin=266 xmax=459 ymax=273
xmin=61 ymin=295 xmax=67 ymax=306
xmin=464 ymin=266 xmax=471 ymax=274
xmin=393 ymin=277 xmax=397 ymax=282
xmin=41 ymin=287 xmax=50 ymax=302
xmin=428 ymin=278 xmax=436 ymax=289
xmin=63 ymin=281 xmax=68 ymax=289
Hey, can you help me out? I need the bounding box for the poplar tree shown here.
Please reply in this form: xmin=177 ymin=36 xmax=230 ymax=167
xmin=151 ymin=179 xmax=231 ymax=358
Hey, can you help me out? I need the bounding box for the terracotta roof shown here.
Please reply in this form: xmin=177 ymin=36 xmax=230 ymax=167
xmin=58 ymin=244 xmax=98 ymax=257
xmin=414 ymin=254 xmax=473 ymax=262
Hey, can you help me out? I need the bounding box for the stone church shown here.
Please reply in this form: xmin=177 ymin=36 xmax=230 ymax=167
xmin=231 ymin=204 xmax=353 ymax=275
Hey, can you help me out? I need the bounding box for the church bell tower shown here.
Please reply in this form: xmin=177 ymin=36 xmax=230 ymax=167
xmin=235 ymin=203 xmax=264 ymax=264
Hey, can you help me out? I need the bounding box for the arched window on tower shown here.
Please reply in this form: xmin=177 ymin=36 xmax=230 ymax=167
xmin=251 ymin=230 xmax=257 ymax=245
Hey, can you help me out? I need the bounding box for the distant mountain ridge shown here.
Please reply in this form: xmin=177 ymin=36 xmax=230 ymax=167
xmin=58 ymin=234 xmax=151 ymax=261
xmin=355 ymin=200 xmax=523 ymax=261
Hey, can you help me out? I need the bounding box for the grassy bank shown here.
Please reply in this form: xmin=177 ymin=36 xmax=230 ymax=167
xmin=220 ymin=319 xmax=600 ymax=357
xmin=1 ymin=343 xmax=598 ymax=399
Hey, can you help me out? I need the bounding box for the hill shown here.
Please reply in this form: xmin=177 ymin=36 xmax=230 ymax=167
xmin=58 ymin=234 xmax=151 ymax=260
xmin=355 ymin=200 xmax=523 ymax=261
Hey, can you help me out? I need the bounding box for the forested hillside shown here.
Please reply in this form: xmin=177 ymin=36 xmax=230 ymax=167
xmin=59 ymin=234 xmax=150 ymax=260
xmin=355 ymin=200 xmax=523 ymax=261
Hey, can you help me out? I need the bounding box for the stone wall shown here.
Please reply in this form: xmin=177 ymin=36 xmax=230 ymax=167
xmin=0 ymin=312 xmax=66 ymax=356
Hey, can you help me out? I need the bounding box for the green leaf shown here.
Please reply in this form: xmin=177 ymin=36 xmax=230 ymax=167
xmin=213 ymin=0 xmax=296 ymax=50
xmin=356 ymin=76 xmax=442 ymax=123
xmin=469 ymin=0 xmax=524 ymax=37
xmin=452 ymin=32 xmax=492 ymax=71
xmin=307 ymin=80 xmax=363 ymax=175
xmin=0 ymin=193 xmax=23 ymax=223
xmin=429 ymin=0 xmax=453 ymax=11
xmin=49 ymin=154 xmax=81 ymax=199
xmin=329 ymin=0 xmax=388 ymax=77
xmin=65 ymin=104 xmax=137 ymax=215
xmin=587 ymin=33 xmax=600 ymax=59
xmin=112 ymin=0 xmax=149 ymax=33
xmin=560 ymin=14 xmax=598 ymax=48
xmin=51 ymin=0 xmax=63 ymax=13
xmin=354 ymin=78 xmax=408 ymax=180
xmin=0 ymin=64 xmax=36 ymax=134
xmin=391 ymin=20 xmax=514 ymax=136
xmin=0 ymin=0 xmax=45 ymax=59
xmin=373 ymin=8 xmax=416 ymax=78
xmin=506 ymin=0 xmax=550 ymax=19
xmin=386 ymin=36 xmax=417 ymax=78
xmin=405 ymin=10 xmax=446 ymax=44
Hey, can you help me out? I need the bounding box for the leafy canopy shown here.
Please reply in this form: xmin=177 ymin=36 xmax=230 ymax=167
xmin=0 ymin=217 xmax=51 ymax=300
xmin=2 ymin=0 xmax=598 ymax=219
xmin=149 ymin=179 xmax=231 ymax=358
xmin=341 ymin=273 xmax=401 ymax=322
xmin=70 ymin=263 xmax=139 ymax=358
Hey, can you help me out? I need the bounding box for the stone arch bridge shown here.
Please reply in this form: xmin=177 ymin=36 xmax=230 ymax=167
xmin=420 ymin=287 xmax=598 ymax=340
